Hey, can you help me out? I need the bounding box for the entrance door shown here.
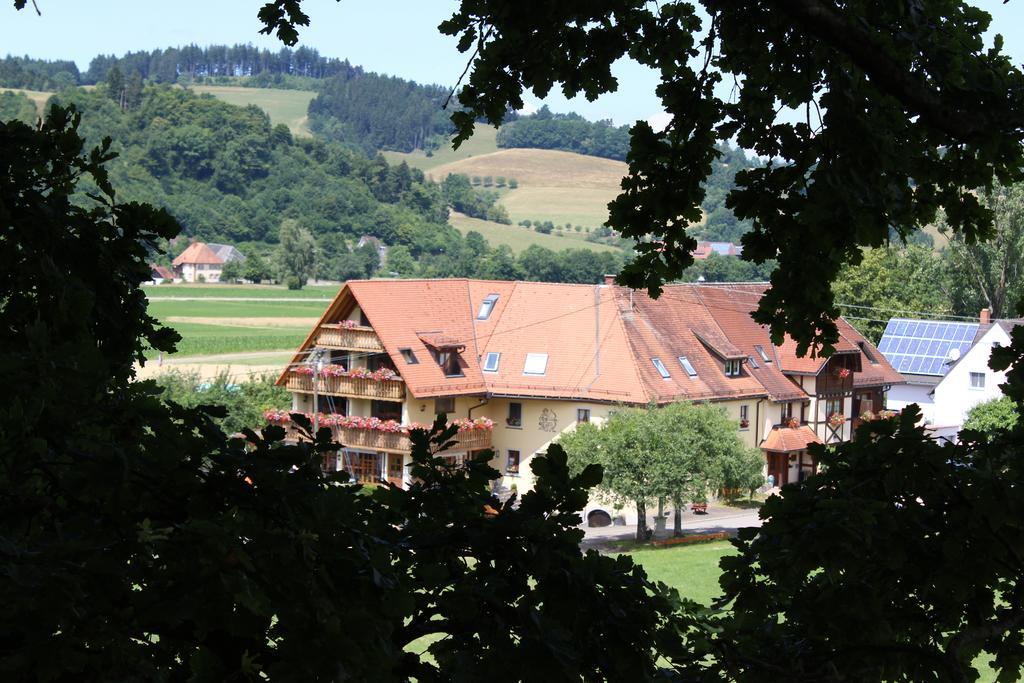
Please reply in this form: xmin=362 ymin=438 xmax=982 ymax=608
xmin=767 ymin=452 xmax=789 ymax=486
xmin=386 ymin=452 xmax=404 ymax=487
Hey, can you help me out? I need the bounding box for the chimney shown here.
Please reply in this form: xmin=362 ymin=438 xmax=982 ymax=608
xmin=603 ymin=274 xmax=616 ymax=286
xmin=980 ymin=308 xmax=991 ymax=325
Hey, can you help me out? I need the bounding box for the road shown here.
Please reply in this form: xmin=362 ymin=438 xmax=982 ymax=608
xmin=581 ymin=504 xmax=763 ymax=548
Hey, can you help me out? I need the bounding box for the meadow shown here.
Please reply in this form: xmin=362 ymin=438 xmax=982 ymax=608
xmin=146 ymin=321 xmax=308 ymax=359
xmin=448 ymin=212 xmax=620 ymax=255
xmin=144 ymin=283 xmax=338 ymax=299
xmin=382 ymin=126 xmax=500 ymax=171
xmin=190 ymin=85 xmax=316 ymax=137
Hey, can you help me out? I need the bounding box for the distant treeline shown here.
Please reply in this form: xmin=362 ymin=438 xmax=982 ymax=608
xmin=0 ymin=45 xmax=358 ymax=90
xmin=308 ymin=72 xmax=455 ymax=153
xmin=496 ymin=106 xmax=630 ymax=160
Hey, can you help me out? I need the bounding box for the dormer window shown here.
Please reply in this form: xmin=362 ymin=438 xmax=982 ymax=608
xmin=652 ymin=358 xmax=671 ymax=379
xmin=523 ymin=353 xmax=548 ymax=376
xmin=436 ymin=349 xmax=463 ymax=377
xmin=725 ymin=359 xmax=742 ymax=377
xmin=477 ymin=294 xmax=499 ymax=320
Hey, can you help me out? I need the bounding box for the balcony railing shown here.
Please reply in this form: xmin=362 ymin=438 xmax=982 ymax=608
xmin=282 ymin=423 xmax=492 ymax=455
xmin=285 ymin=372 xmax=405 ymax=402
xmin=315 ymin=324 xmax=385 ymax=352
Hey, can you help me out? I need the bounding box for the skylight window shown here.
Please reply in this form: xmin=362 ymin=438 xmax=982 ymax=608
xmin=755 ymin=345 xmax=771 ymax=363
xmin=523 ymin=353 xmax=548 ymax=376
xmin=652 ymin=358 xmax=671 ymax=379
xmin=748 ymin=355 xmax=759 ymax=369
xmin=678 ymin=356 xmax=698 ymax=377
xmin=477 ymin=294 xmax=499 ymax=320
xmin=399 ymin=348 xmax=418 ymax=364
xmin=482 ymin=352 xmax=501 ymax=372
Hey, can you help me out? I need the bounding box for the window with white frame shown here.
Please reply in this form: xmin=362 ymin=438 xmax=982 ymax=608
xmin=739 ymin=405 xmax=749 ymax=429
xmin=477 ymin=294 xmax=499 ymax=320
xmin=523 ymin=353 xmax=548 ymax=376
xmin=482 ymin=351 xmax=500 ymax=372
xmin=651 ymin=358 xmax=670 ymax=379
xmin=577 ymin=408 xmax=591 ymax=423
xmin=725 ymin=359 xmax=742 ymax=377
xmin=678 ymin=356 xmax=698 ymax=377
xmin=970 ymin=372 xmax=986 ymax=389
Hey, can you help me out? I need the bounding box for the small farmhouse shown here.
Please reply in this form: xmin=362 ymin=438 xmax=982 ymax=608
xmin=171 ymin=241 xmax=246 ymax=283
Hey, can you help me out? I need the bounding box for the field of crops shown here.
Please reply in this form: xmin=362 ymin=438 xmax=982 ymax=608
xmin=148 ymin=298 xmax=327 ymax=319
xmin=148 ymin=322 xmax=308 ymax=360
xmin=144 ymin=283 xmax=338 ymax=299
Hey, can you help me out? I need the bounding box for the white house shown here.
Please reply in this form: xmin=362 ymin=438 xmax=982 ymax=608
xmin=171 ymin=241 xmax=246 ymax=283
xmin=880 ymin=310 xmax=1019 ymax=441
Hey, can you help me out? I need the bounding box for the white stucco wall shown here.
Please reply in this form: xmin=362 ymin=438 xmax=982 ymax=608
xmin=932 ymin=325 xmax=1012 ymax=430
xmin=886 ymin=383 xmax=935 ymax=423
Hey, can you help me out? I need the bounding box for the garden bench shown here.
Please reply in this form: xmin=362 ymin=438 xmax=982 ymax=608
xmin=691 ymin=503 xmax=708 ymax=514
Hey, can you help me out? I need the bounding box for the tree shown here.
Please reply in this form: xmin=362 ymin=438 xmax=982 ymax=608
xmin=306 ymin=0 xmax=1024 ymax=354
xmin=218 ymin=257 xmax=243 ymax=283
xmin=277 ymin=218 xmax=316 ymax=289
xmin=105 ymin=64 xmax=124 ymax=108
xmin=153 ymin=370 xmax=290 ymax=435
xmin=832 ymin=245 xmax=951 ymax=343
xmin=963 ymin=396 xmax=1019 ymax=438
xmin=385 ymin=244 xmax=417 ymax=277
xmin=124 ymin=69 xmax=144 ymax=109
xmin=242 ymin=249 xmax=272 ymax=283
xmin=942 ymin=182 xmax=1024 ymax=319
xmin=1 ymin=98 xmax=701 ymax=683
xmin=648 ymin=403 xmax=762 ymax=536
xmin=559 ymin=409 xmax=655 ymax=541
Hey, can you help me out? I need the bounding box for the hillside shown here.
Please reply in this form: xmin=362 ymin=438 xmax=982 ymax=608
xmin=382 ymin=126 xmax=499 ymax=171
xmin=448 ymin=212 xmax=620 ymax=255
xmin=190 ymin=86 xmax=315 ymax=137
xmin=428 ymin=148 xmax=627 ymax=228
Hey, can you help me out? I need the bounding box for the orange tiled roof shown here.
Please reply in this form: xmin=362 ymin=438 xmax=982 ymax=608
xmin=761 ymin=425 xmax=822 ymax=452
xmin=172 ymin=242 xmax=223 ymax=266
xmin=278 ymin=279 xmax=902 ymax=403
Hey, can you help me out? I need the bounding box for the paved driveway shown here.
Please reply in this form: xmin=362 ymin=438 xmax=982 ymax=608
xmin=581 ymin=504 xmax=763 ymax=548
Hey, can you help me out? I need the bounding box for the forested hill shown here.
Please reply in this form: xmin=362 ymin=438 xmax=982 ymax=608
xmin=307 ymin=72 xmax=454 ymax=153
xmin=49 ymin=85 xmax=456 ymax=263
xmin=0 ymin=45 xmax=356 ymax=90
xmin=496 ymin=106 xmax=630 ymax=160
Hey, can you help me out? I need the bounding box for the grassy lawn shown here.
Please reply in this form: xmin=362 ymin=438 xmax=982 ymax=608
xmin=144 ymin=283 xmax=339 ymax=299
xmin=627 ymin=541 xmax=736 ymax=605
xmin=449 ymin=212 xmax=621 ymax=255
xmin=149 ymin=322 xmax=308 ymax=359
xmin=190 ymin=85 xmax=316 ymax=137
xmin=382 ymin=126 xmax=499 ymax=172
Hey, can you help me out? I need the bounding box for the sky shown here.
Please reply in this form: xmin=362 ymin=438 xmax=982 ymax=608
xmin=2 ymin=0 xmax=1024 ymax=128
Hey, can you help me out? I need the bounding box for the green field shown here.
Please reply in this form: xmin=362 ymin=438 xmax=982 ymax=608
xmin=149 ymin=321 xmax=308 ymax=359
xmin=148 ymin=299 xmax=327 ymax=319
xmin=382 ymin=126 xmax=499 ymax=171
xmin=190 ymin=85 xmax=316 ymax=137
xmin=449 ymin=212 xmax=621 ymax=255
xmin=144 ymin=283 xmax=339 ymax=299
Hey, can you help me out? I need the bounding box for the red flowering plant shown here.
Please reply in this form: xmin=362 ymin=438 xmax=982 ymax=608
xmin=784 ymin=417 xmax=800 ymax=429
xmin=828 ymin=412 xmax=846 ymax=429
xmin=263 ymin=409 xmax=292 ymax=424
xmin=339 ymin=319 xmax=358 ymax=329
xmin=293 ymin=365 xmax=316 ymax=376
xmin=451 ymin=417 xmax=495 ymax=432
xmin=340 ymin=367 xmax=401 ymax=382
xmin=837 ymin=367 xmax=851 ymax=379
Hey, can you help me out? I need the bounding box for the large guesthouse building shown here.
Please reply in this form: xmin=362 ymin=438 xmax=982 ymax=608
xmin=274 ymin=279 xmax=903 ymax=492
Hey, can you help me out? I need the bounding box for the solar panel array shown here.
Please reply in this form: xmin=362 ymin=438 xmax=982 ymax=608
xmin=876 ymin=318 xmax=979 ymax=376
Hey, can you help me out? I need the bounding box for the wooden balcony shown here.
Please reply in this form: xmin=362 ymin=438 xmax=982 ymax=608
xmin=315 ymin=324 xmax=385 ymax=352
xmin=285 ymin=372 xmax=405 ymax=402
xmin=283 ymin=423 xmax=492 ymax=455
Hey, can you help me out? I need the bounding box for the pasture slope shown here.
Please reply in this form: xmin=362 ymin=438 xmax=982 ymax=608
xmin=427 ymin=147 xmax=626 ymax=228
xmin=448 ymin=212 xmax=620 ymax=255
xmin=190 ymin=85 xmax=316 ymax=137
